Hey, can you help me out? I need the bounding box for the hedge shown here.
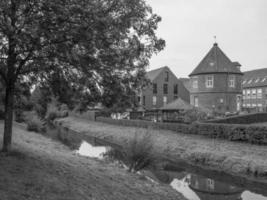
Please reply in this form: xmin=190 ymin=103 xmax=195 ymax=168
xmin=96 ymin=117 xmax=267 ymax=145
xmin=207 ymin=113 xmax=267 ymax=124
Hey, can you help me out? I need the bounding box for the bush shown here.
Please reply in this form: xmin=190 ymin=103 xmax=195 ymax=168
xmin=183 ymin=108 xmax=208 ymax=124
xmin=96 ymin=117 xmax=267 ymax=145
xmin=207 ymin=112 xmax=267 ymax=124
xmin=26 ymin=115 xmax=45 ymax=133
xmin=112 ymin=130 xmax=156 ymax=172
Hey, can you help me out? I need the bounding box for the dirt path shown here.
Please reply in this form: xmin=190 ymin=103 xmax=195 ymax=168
xmin=0 ymin=122 xmax=186 ymax=200
xmin=56 ymin=117 xmax=267 ymax=181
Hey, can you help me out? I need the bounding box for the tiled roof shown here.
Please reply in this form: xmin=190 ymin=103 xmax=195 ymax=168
xmin=189 ymin=43 xmax=242 ymax=76
xmin=146 ymin=66 xmax=167 ymax=81
xmin=242 ymin=68 xmax=267 ymax=88
xmin=160 ymin=98 xmax=193 ymax=110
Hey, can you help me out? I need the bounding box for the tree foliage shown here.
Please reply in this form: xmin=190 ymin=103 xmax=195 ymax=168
xmin=0 ymin=0 xmax=165 ymax=151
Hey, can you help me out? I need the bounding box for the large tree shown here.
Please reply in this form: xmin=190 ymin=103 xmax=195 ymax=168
xmin=0 ymin=0 xmax=165 ymax=152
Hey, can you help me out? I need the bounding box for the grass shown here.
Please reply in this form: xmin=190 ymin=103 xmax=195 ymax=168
xmin=0 ymin=122 xmax=185 ymax=200
xmin=56 ymin=116 xmax=267 ymax=179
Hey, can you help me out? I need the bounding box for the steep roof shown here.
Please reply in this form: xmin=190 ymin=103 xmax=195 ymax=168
xmin=189 ymin=43 xmax=242 ymax=76
xmin=146 ymin=66 xmax=168 ymax=81
xmin=242 ymin=68 xmax=267 ymax=88
xmin=160 ymin=98 xmax=193 ymax=111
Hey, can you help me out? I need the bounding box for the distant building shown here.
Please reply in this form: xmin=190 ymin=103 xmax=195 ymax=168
xmin=138 ymin=66 xmax=190 ymax=110
xmin=242 ymin=68 xmax=267 ymax=112
xmin=189 ymin=43 xmax=243 ymax=113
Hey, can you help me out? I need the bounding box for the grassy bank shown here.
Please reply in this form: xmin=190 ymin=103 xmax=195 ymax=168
xmin=0 ymin=122 xmax=186 ymax=200
xmin=56 ymin=117 xmax=267 ymax=181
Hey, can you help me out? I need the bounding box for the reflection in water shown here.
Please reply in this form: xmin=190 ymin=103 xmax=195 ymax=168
xmin=153 ymin=170 xmax=267 ymax=200
xmin=76 ymin=140 xmax=110 ymax=159
xmin=75 ymin=140 xmax=267 ymax=200
xmin=170 ymin=176 xmax=200 ymax=200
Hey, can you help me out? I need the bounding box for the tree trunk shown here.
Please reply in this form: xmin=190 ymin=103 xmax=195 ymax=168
xmin=2 ymin=83 xmax=15 ymax=152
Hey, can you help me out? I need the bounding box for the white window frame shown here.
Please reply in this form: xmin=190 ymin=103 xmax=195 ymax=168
xmin=229 ymin=75 xmax=235 ymax=88
xmin=257 ymin=89 xmax=262 ymax=99
xmin=246 ymin=89 xmax=251 ymax=99
xmin=206 ymin=75 xmax=214 ymax=88
xmin=252 ymin=89 xmax=256 ymax=99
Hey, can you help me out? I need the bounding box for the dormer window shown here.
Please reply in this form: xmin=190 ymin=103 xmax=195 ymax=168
xmin=255 ymin=78 xmax=260 ymax=83
xmin=206 ymin=75 xmax=214 ymax=88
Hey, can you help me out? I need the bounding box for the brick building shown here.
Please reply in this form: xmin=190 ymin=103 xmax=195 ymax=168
xmin=138 ymin=66 xmax=190 ymax=110
xmin=242 ymin=68 xmax=267 ymax=112
xmin=189 ymin=43 xmax=243 ymax=113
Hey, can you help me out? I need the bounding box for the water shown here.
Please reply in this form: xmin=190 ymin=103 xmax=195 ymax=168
xmin=76 ymin=140 xmax=110 ymax=159
xmin=152 ymin=170 xmax=267 ymax=200
xmin=75 ymin=140 xmax=267 ymax=200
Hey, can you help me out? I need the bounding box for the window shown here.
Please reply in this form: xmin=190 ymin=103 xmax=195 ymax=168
xmin=246 ymin=89 xmax=251 ymax=99
xmin=252 ymin=89 xmax=256 ymax=99
xmin=152 ymin=96 xmax=157 ymax=106
xmin=206 ymin=75 xmax=214 ymax=88
xmin=242 ymin=80 xmax=247 ymax=85
xmin=257 ymin=89 xmax=262 ymax=99
xmin=142 ymin=96 xmax=145 ymax=106
xmin=194 ymin=96 xmax=199 ymax=107
xmin=247 ymin=103 xmax=251 ymax=107
xmin=242 ymin=104 xmax=246 ymax=107
xmin=163 ymin=84 xmax=168 ymax=94
xmin=137 ymin=96 xmax=141 ymax=104
xmin=153 ymin=83 xmax=157 ymax=94
xmin=242 ymin=90 xmax=246 ymax=99
xmin=229 ymin=75 xmax=235 ymax=88
xmin=252 ymin=104 xmax=257 ymax=107
xmin=206 ymin=179 xmax=215 ymax=190
xmin=262 ymin=77 xmax=267 ymax=82
xmin=247 ymin=79 xmax=253 ymax=84
xmin=255 ymin=78 xmax=260 ymax=83
xmin=163 ymin=96 xmax=167 ymax=106
xmin=173 ymin=84 xmax=178 ymax=94
xmin=192 ymin=77 xmax=198 ymax=89
xmin=165 ymin=71 xmax=169 ymax=82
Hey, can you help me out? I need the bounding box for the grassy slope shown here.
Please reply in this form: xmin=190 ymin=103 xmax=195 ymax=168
xmin=0 ymin=122 xmax=186 ymax=200
xmin=56 ymin=117 xmax=267 ymax=180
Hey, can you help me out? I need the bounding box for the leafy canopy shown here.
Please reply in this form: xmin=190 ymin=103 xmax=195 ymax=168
xmin=0 ymin=0 xmax=165 ymax=98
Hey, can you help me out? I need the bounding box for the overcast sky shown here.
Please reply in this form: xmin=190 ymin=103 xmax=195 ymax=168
xmin=146 ymin=0 xmax=267 ymax=78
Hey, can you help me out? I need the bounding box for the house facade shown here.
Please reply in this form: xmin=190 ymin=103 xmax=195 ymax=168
xmin=242 ymin=68 xmax=267 ymax=112
xmin=138 ymin=66 xmax=190 ymax=110
xmin=189 ymin=43 xmax=243 ymax=113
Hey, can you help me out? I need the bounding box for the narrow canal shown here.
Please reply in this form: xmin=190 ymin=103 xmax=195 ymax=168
xmin=75 ymin=139 xmax=267 ymax=200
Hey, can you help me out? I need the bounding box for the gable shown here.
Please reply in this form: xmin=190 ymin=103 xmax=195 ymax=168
xmin=189 ymin=43 xmax=242 ymax=76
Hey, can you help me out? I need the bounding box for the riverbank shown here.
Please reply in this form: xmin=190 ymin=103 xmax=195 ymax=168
xmin=0 ymin=122 xmax=186 ymax=200
xmin=56 ymin=116 xmax=267 ymax=182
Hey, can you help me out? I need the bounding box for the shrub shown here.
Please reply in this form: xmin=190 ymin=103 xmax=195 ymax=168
xmin=183 ymin=108 xmax=208 ymax=123
xmin=26 ymin=115 xmax=45 ymax=133
xmin=96 ymin=117 xmax=267 ymax=145
xmin=118 ymin=130 xmax=156 ymax=172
